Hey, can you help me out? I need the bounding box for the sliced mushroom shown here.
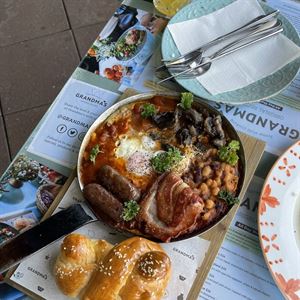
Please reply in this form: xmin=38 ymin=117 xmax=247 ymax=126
xmin=213 ymin=138 xmax=226 ymax=147
xmin=176 ymin=128 xmax=192 ymax=145
xmin=213 ymin=115 xmax=225 ymax=139
xmin=185 ymin=108 xmax=203 ymax=126
xmin=173 ymin=107 xmax=182 ymax=132
xmin=204 ymin=116 xmax=217 ymax=137
xmin=188 ymin=125 xmax=198 ymax=137
xmin=149 ymin=131 xmax=160 ymax=141
xmin=194 ymin=141 xmax=208 ymax=153
xmin=152 ymin=112 xmax=175 ymax=129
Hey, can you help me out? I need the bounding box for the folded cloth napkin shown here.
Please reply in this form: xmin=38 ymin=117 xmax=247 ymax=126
xmin=168 ymin=0 xmax=300 ymax=95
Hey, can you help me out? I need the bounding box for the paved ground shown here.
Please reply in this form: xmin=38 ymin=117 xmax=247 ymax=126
xmin=0 ymin=0 xmax=119 ymax=174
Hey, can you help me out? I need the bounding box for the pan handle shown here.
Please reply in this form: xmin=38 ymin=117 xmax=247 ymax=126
xmin=0 ymin=204 xmax=93 ymax=274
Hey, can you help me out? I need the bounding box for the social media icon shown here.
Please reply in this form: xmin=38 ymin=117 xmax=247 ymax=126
xmin=67 ymin=128 xmax=78 ymax=138
xmin=78 ymin=132 xmax=86 ymax=142
xmin=56 ymin=124 xmax=67 ymax=133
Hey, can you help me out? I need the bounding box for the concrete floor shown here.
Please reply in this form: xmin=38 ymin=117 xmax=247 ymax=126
xmin=0 ymin=0 xmax=119 ymax=174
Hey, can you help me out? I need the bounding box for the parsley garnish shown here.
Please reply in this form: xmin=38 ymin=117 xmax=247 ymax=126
xmin=180 ymin=92 xmax=194 ymax=110
xmin=218 ymin=140 xmax=240 ymax=166
xmin=141 ymin=103 xmax=157 ymax=118
xmin=218 ymin=190 xmax=239 ymax=206
xmin=89 ymin=145 xmax=101 ymax=164
xmin=122 ymin=200 xmax=140 ymax=221
xmin=150 ymin=147 xmax=183 ymax=173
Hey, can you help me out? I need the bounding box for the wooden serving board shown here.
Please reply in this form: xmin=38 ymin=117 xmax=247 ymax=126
xmin=5 ymin=90 xmax=265 ymax=300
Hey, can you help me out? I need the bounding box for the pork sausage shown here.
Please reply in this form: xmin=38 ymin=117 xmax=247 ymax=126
xmin=97 ymin=165 xmax=141 ymax=202
xmin=83 ymin=183 xmax=123 ymax=222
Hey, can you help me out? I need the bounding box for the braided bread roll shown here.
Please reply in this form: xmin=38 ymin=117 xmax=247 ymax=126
xmin=54 ymin=235 xmax=171 ymax=299
xmin=54 ymin=234 xmax=113 ymax=297
xmin=83 ymin=237 xmax=171 ymax=300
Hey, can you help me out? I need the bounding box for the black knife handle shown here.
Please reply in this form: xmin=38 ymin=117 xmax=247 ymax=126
xmin=0 ymin=204 xmax=93 ymax=273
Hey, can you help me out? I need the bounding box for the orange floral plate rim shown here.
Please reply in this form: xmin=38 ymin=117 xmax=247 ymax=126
xmin=258 ymin=140 xmax=300 ymax=300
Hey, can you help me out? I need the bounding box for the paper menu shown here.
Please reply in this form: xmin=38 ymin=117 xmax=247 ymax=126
xmin=27 ymin=79 xmax=120 ymax=169
xmin=207 ymin=99 xmax=300 ymax=156
xmin=9 ymin=178 xmax=210 ymax=300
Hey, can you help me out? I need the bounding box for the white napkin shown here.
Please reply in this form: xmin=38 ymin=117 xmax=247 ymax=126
xmin=168 ymin=0 xmax=300 ymax=95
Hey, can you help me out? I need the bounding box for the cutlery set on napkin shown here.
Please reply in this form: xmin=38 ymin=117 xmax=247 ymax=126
xmin=158 ymin=0 xmax=300 ymax=95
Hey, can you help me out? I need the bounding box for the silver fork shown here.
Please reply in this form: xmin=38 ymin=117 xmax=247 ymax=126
xmin=164 ymin=17 xmax=279 ymax=74
xmin=157 ymin=9 xmax=279 ymax=70
xmin=158 ymin=20 xmax=283 ymax=83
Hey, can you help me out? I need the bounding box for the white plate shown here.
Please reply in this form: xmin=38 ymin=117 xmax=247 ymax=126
xmin=258 ymin=141 xmax=300 ymax=300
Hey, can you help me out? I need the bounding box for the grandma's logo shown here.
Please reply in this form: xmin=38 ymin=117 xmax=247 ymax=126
xmin=27 ymin=266 xmax=47 ymax=280
xmin=213 ymin=103 xmax=299 ymax=140
xmin=172 ymin=247 xmax=195 ymax=260
xmin=76 ymin=93 xmax=107 ymax=107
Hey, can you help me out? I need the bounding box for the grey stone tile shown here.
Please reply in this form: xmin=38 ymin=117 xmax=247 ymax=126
xmin=0 ymin=0 xmax=69 ymax=47
xmin=63 ymin=0 xmax=118 ymax=29
xmin=73 ymin=23 xmax=105 ymax=58
xmin=0 ymin=116 xmax=11 ymax=175
xmin=0 ymin=30 xmax=80 ymax=115
xmin=4 ymin=104 xmax=49 ymax=158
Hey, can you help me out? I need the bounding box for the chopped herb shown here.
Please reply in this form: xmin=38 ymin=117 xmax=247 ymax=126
xmin=180 ymin=92 xmax=194 ymax=110
xmin=89 ymin=145 xmax=101 ymax=164
xmin=151 ymin=147 xmax=183 ymax=173
xmin=218 ymin=140 xmax=240 ymax=166
xmin=140 ymin=103 xmax=157 ymax=118
xmin=122 ymin=200 xmax=140 ymax=221
xmin=218 ymin=190 xmax=239 ymax=206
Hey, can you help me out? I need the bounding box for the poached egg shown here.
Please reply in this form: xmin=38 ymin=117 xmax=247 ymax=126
xmin=115 ymin=134 xmax=160 ymax=176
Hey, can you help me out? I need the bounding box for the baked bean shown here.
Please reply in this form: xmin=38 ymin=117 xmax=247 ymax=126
xmin=225 ymin=179 xmax=237 ymax=192
xmin=202 ymin=211 xmax=211 ymax=221
xmin=205 ymin=199 xmax=215 ymax=209
xmin=215 ymin=170 xmax=222 ymax=177
xmin=200 ymin=183 xmax=209 ymax=194
xmin=212 ymin=187 xmax=220 ymax=196
xmin=215 ymin=177 xmax=221 ymax=186
xmin=211 ymin=180 xmax=218 ymax=188
xmin=224 ymin=164 xmax=231 ymax=172
xmin=224 ymin=173 xmax=232 ymax=182
xmin=198 ymin=162 xmax=204 ymax=168
xmin=206 ymin=179 xmax=213 ymax=186
xmin=202 ymin=166 xmax=212 ymax=177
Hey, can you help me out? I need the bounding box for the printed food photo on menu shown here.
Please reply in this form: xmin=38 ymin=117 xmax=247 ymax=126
xmin=0 ymin=155 xmax=67 ymax=241
xmin=0 ymin=155 xmax=67 ymax=297
xmin=79 ymin=4 xmax=168 ymax=90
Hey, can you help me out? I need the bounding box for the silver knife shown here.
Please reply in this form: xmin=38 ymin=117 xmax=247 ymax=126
xmin=0 ymin=204 xmax=93 ymax=274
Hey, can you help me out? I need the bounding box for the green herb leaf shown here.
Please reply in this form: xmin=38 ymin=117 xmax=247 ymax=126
xmin=140 ymin=103 xmax=157 ymax=118
xmin=218 ymin=140 xmax=240 ymax=166
xmin=228 ymin=140 xmax=240 ymax=151
xmin=151 ymin=147 xmax=183 ymax=173
xmin=218 ymin=190 xmax=239 ymax=206
xmin=89 ymin=145 xmax=101 ymax=164
xmin=180 ymin=92 xmax=194 ymax=110
xmin=122 ymin=200 xmax=140 ymax=221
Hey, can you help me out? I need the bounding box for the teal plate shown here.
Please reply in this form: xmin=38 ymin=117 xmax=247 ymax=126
xmin=161 ymin=0 xmax=300 ymax=104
